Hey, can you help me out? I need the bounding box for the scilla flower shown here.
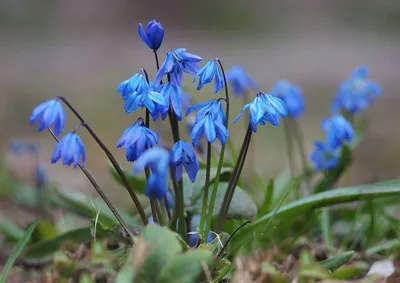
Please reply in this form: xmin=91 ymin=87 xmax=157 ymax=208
xmin=169 ymin=140 xmax=199 ymax=182
xmin=30 ymin=99 xmax=66 ymax=136
xmin=117 ymin=73 xmax=168 ymax=117
xmin=138 ymin=19 xmax=164 ymax=51
xmin=270 ymin=80 xmax=305 ymax=119
xmin=133 ymin=147 xmax=170 ymax=199
xmin=194 ymin=59 xmax=224 ymax=93
xmin=154 ymin=48 xmax=202 ymax=87
xmin=226 ymin=65 xmax=258 ymax=96
xmin=310 ymin=141 xmax=340 ymax=171
xmin=158 ymin=82 xmax=187 ymax=120
xmin=117 ymin=73 xmax=148 ymax=100
xmin=234 ymin=92 xmax=287 ymax=132
xmin=186 ymin=99 xmax=228 ymax=146
xmin=331 ymin=66 xmax=381 ymax=114
xmin=51 ymin=132 xmax=86 ymax=168
xmin=321 ymin=114 xmax=353 ymax=149
xmin=116 ymin=118 xmax=159 ymax=162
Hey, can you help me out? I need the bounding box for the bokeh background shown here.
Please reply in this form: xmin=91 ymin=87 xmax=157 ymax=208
xmin=1 ymin=0 xmax=400 ymax=209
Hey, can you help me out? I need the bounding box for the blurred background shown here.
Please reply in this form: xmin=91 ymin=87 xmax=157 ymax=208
xmin=1 ymin=0 xmax=400 ymax=210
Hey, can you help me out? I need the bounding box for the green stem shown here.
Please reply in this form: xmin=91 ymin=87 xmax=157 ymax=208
xmin=47 ymin=128 xmax=135 ymax=238
xmin=283 ymin=119 xmax=296 ymax=178
xmin=57 ymin=96 xmax=147 ymax=225
xmin=202 ymin=59 xmax=231 ymax=237
xmin=216 ymin=124 xmax=252 ymax=233
xmin=155 ymin=200 xmax=167 ymax=226
xmin=199 ymin=143 xmax=212 ymax=237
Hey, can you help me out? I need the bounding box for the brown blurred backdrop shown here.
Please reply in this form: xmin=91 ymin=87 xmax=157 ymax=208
xmin=1 ymin=0 xmax=400 ymax=206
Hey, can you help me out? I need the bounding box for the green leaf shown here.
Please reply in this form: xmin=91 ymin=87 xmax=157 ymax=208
xmin=257 ymin=179 xmax=274 ymax=217
xmin=24 ymin=225 xmax=111 ymax=260
xmin=136 ymin=225 xmax=182 ymax=283
xmin=0 ymin=218 xmax=25 ymax=242
xmin=320 ymin=251 xmax=354 ymax=272
xmin=231 ymin=179 xmax=400 ymax=252
xmin=158 ymin=250 xmax=213 ymax=283
xmin=365 ymin=239 xmax=400 ymax=256
xmin=331 ymin=262 xmax=369 ymax=280
xmin=188 ymin=182 xmax=257 ymax=219
xmin=0 ymin=218 xmax=38 ymax=283
xmin=108 ymin=162 xmax=146 ymax=194
xmin=183 ymin=168 xmax=233 ymax=204
xmin=299 ymin=264 xmax=330 ymax=280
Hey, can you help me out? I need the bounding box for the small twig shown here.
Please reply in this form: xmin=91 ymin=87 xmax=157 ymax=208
xmin=47 ymin=128 xmax=135 ymax=238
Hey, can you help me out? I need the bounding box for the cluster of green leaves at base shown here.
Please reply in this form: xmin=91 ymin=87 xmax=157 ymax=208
xmin=116 ymin=225 xmax=214 ymax=283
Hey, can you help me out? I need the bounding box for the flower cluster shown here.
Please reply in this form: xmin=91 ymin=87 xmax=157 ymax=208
xmin=311 ymin=66 xmax=380 ymax=171
xmin=28 ymin=17 xmax=383 ymax=245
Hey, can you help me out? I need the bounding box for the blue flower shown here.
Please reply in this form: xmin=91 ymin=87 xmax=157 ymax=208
xmin=51 ymin=132 xmax=86 ymax=168
xmin=189 ymin=215 xmax=213 ymax=247
xmin=133 ymin=147 xmax=170 ymax=199
xmin=310 ymin=141 xmax=340 ymax=171
xmin=332 ymin=66 xmax=381 ymax=114
xmin=226 ymin=65 xmax=259 ymax=96
xmin=117 ymin=73 xmax=168 ymax=117
xmin=117 ymin=73 xmax=148 ymax=100
xmin=186 ymin=99 xmax=228 ymax=146
xmin=270 ymin=80 xmax=305 ymax=119
xmin=234 ymin=92 xmax=287 ymax=132
xmin=321 ymin=114 xmax=354 ymax=149
xmin=138 ymin=19 xmax=164 ymax=51
xmin=158 ymin=82 xmax=189 ymax=120
xmin=116 ymin=118 xmax=159 ymax=162
xmin=194 ymin=60 xmax=224 ymax=93
xmin=154 ymin=48 xmax=202 ymax=87
xmin=30 ymin=99 xmax=66 ymax=136
xmin=117 ymin=118 xmax=158 ymax=162
xmin=170 ymin=140 xmax=199 ymax=182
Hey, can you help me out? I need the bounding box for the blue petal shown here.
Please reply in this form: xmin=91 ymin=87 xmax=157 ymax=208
xmin=233 ymin=103 xmax=251 ymax=123
xmin=138 ymin=23 xmax=150 ymax=48
xmin=204 ymin=115 xmax=216 ymax=143
xmin=191 ymin=118 xmax=206 ymax=147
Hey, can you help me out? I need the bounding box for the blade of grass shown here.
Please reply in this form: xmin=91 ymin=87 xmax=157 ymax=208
xmin=319 ymin=208 xmax=334 ymax=251
xmin=0 ymin=218 xmax=39 ymax=283
xmin=230 ymin=179 xmax=400 ymax=253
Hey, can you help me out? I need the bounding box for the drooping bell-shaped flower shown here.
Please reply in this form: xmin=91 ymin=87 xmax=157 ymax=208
xmin=310 ymin=141 xmax=340 ymax=171
xmin=169 ymin=140 xmax=199 ymax=182
xmin=331 ymin=66 xmax=381 ymax=114
xmin=116 ymin=117 xmax=159 ymax=162
xmin=154 ymin=48 xmax=202 ymax=87
xmin=117 ymin=73 xmax=168 ymax=118
xmin=30 ymin=99 xmax=66 ymax=136
xmin=133 ymin=147 xmax=170 ymax=199
xmin=186 ymin=99 xmax=228 ymax=146
xmin=270 ymin=80 xmax=305 ymax=119
xmin=321 ymin=114 xmax=353 ymax=149
xmin=234 ymin=92 xmax=287 ymax=132
xmin=51 ymin=132 xmax=86 ymax=168
xmin=193 ymin=59 xmax=224 ymax=94
xmin=226 ymin=65 xmax=258 ymax=96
